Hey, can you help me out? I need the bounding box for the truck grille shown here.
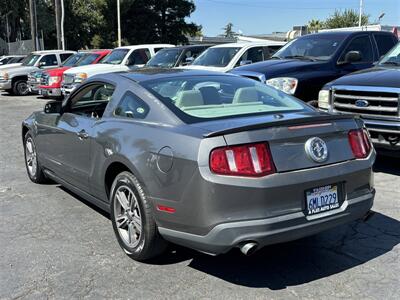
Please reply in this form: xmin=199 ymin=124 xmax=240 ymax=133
xmin=63 ymin=74 xmax=74 ymax=84
xmin=41 ymin=73 xmax=49 ymax=86
xmin=333 ymin=88 xmax=399 ymax=117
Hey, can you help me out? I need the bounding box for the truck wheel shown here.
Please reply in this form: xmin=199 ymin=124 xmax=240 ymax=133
xmin=110 ymin=171 xmax=168 ymax=261
xmin=12 ymin=80 xmax=29 ymax=96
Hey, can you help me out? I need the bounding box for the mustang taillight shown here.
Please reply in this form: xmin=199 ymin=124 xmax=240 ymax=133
xmin=348 ymin=129 xmax=372 ymax=159
xmin=210 ymin=142 xmax=275 ymax=177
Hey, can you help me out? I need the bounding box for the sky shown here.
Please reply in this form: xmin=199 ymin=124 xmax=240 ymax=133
xmin=189 ymin=0 xmax=400 ymax=36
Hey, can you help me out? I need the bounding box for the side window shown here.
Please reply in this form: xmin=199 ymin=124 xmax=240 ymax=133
xmin=339 ymin=35 xmax=374 ymax=63
xmin=114 ymin=91 xmax=150 ymax=119
xmin=39 ymin=54 xmax=58 ymax=67
xmin=266 ymin=46 xmax=282 ymax=56
xmin=60 ymin=53 xmax=73 ymax=62
xmin=154 ymin=47 xmax=164 ymax=53
xmin=127 ymin=49 xmax=151 ymax=66
xmin=374 ymin=34 xmax=396 ymax=58
xmin=69 ymin=83 xmax=115 ymax=118
xmin=237 ymin=47 xmax=264 ymax=66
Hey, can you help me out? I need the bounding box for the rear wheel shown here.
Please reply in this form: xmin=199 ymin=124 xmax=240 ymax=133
xmin=110 ymin=171 xmax=167 ymax=261
xmin=12 ymin=80 xmax=29 ymax=96
xmin=24 ymin=132 xmax=48 ymax=183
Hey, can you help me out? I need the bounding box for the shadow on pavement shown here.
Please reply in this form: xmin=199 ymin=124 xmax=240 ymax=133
xmin=153 ymin=212 xmax=400 ymax=289
xmin=58 ymin=180 xmax=399 ymax=289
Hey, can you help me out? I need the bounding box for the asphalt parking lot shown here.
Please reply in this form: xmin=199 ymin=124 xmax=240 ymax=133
xmin=0 ymin=94 xmax=399 ymax=299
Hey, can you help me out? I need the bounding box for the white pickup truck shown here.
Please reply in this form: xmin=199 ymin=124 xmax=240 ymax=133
xmin=61 ymin=44 xmax=174 ymax=95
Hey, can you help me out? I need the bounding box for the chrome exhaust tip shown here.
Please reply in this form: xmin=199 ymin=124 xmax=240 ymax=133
xmin=239 ymin=242 xmax=258 ymax=256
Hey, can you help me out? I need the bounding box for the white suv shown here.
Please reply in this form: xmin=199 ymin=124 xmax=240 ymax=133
xmin=61 ymin=44 xmax=174 ymax=95
xmin=181 ymin=42 xmax=285 ymax=73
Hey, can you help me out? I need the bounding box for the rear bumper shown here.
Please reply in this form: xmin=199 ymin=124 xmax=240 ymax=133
xmin=159 ymin=190 xmax=374 ymax=255
xmin=0 ymin=80 xmax=11 ymax=90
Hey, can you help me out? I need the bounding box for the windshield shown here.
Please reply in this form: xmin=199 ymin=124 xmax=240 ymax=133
xmin=62 ymin=53 xmax=86 ymax=67
xmin=192 ymin=47 xmax=240 ymax=67
xmin=379 ymin=42 xmax=400 ymax=66
xmin=22 ymin=54 xmax=41 ymax=66
xmin=101 ymin=49 xmax=129 ymax=65
xmin=142 ymin=75 xmax=308 ymax=123
xmin=77 ymin=53 xmax=100 ymax=66
xmin=146 ymin=49 xmax=181 ymax=67
xmin=273 ymin=36 xmax=344 ymax=61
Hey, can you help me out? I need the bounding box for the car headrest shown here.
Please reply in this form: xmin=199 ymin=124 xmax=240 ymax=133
xmin=232 ymin=87 xmax=259 ymax=103
xmin=199 ymin=86 xmax=222 ymax=105
xmin=175 ymin=90 xmax=204 ymax=108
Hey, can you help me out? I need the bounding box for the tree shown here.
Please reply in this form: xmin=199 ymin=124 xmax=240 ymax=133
xmin=324 ymin=9 xmax=369 ymax=29
xmin=222 ymin=22 xmax=235 ymax=38
xmin=307 ymin=19 xmax=324 ymax=33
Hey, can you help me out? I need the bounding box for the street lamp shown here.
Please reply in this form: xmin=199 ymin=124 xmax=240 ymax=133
xmin=378 ymin=13 xmax=385 ymax=24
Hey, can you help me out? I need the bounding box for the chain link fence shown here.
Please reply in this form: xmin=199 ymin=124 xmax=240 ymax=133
xmin=0 ymin=38 xmax=44 ymax=55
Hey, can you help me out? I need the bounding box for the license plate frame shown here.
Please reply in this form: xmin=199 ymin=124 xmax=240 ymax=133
xmin=305 ymin=184 xmax=341 ymax=216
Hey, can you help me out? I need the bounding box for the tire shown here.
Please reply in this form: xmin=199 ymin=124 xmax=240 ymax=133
xmin=24 ymin=132 xmax=48 ymax=183
xmin=110 ymin=171 xmax=167 ymax=261
xmin=5 ymin=89 xmax=13 ymax=95
xmin=12 ymin=80 xmax=29 ymax=96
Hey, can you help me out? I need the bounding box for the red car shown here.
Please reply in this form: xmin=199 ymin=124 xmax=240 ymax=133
xmin=38 ymin=49 xmax=111 ymax=98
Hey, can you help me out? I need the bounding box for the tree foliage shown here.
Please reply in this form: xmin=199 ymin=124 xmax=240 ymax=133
xmin=307 ymin=9 xmax=370 ymax=33
xmin=222 ymin=22 xmax=235 ymax=38
xmin=0 ymin=0 xmax=200 ymax=50
xmin=324 ymin=9 xmax=369 ymax=29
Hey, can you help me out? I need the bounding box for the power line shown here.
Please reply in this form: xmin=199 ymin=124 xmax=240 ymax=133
xmin=202 ymin=0 xmax=358 ymax=10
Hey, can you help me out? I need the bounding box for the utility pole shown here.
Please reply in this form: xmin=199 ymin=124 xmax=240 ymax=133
xmin=61 ymin=0 xmax=65 ymax=50
xmin=29 ymin=0 xmax=38 ymax=51
xmin=117 ymin=0 xmax=121 ymax=47
xmin=358 ymin=0 xmax=363 ymax=27
xmin=55 ymin=0 xmax=61 ymax=49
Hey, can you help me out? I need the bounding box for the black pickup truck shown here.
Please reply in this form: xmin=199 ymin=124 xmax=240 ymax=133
xmin=231 ymin=31 xmax=398 ymax=104
xmin=319 ymin=42 xmax=400 ymax=152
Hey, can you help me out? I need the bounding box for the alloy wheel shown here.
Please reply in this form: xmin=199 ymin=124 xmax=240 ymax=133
xmin=25 ymin=137 xmax=37 ymax=177
xmin=17 ymin=82 xmax=29 ymax=95
xmin=113 ymin=185 xmax=142 ymax=248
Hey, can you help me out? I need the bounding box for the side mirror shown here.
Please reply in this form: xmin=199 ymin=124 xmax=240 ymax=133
xmin=343 ymin=51 xmax=361 ymax=64
xmin=44 ymin=101 xmax=62 ymax=114
xmin=239 ymin=60 xmax=253 ymax=66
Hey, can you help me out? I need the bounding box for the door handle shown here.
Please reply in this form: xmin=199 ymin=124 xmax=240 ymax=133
xmin=77 ymin=129 xmax=89 ymax=140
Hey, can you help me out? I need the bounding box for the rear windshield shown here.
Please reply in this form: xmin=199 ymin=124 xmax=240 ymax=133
xmin=141 ymin=75 xmax=308 ymax=123
xmin=192 ymin=47 xmax=240 ymax=67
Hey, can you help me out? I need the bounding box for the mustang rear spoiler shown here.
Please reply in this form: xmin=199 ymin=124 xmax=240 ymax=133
xmin=203 ymin=114 xmax=357 ymax=138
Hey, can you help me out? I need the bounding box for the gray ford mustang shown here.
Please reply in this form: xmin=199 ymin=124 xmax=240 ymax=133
xmin=22 ymin=68 xmax=375 ymax=261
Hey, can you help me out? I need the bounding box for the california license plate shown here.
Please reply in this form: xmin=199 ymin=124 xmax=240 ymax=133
xmin=306 ymin=184 xmax=340 ymax=216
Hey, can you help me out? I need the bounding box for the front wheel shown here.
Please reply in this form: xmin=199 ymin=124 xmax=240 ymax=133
xmin=110 ymin=171 xmax=167 ymax=261
xmin=12 ymin=80 xmax=29 ymax=96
